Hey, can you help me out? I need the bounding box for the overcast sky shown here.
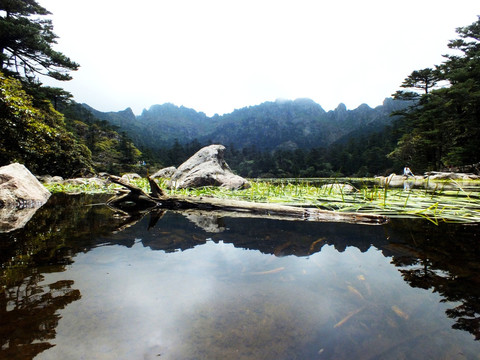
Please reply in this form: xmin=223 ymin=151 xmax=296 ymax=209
xmin=38 ymin=0 xmax=479 ymax=116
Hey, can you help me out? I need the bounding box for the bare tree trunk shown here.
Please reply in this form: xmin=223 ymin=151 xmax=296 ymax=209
xmin=106 ymin=176 xmax=388 ymax=225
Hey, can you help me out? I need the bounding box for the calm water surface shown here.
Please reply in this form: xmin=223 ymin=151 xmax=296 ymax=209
xmin=1 ymin=194 xmax=479 ymax=359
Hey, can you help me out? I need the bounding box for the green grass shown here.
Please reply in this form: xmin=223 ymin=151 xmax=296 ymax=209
xmin=44 ymin=177 xmax=480 ymax=224
xmin=45 ymin=180 xmax=120 ymax=194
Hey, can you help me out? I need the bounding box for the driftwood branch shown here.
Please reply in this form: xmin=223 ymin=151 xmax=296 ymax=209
xmin=106 ymin=176 xmax=389 ymax=225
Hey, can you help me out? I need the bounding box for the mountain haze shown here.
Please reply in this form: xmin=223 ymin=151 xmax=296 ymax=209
xmin=83 ymin=98 xmax=410 ymax=151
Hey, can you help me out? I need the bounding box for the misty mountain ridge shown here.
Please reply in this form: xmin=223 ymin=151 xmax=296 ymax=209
xmin=82 ymin=97 xmax=410 ymax=152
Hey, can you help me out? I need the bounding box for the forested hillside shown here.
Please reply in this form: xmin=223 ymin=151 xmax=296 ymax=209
xmin=83 ymin=103 xmax=216 ymax=150
xmin=59 ymin=103 xmax=142 ymax=174
xmin=1 ymin=0 xmax=479 ymax=178
xmin=148 ymin=124 xmax=400 ymax=178
xmin=88 ymin=97 xmax=409 ymax=152
xmin=81 ymin=97 xmax=410 ymax=177
xmin=0 ymin=71 xmax=143 ymax=176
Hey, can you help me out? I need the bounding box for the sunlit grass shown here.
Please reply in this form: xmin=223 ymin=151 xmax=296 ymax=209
xmin=45 ymin=177 xmax=480 ymax=224
xmin=45 ymin=181 xmax=120 ymax=194
xmin=148 ymin=178 xmax=480 ymax=224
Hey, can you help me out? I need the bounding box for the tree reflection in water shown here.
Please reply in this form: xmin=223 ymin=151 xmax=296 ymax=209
xmin=0 ymin=194 xmax=479 ymax=359
xmin=0 ymin=276 xmax=80 ymax=359
xmin=108 ymin=206 xmax=480 ymax=343
xmin=0 ymin=193 xmax=123 ymax=359
xmin=386 ymin=220 xmax=480 ymax=340
xmin=136 ymin=209 xmax=480 ymax=343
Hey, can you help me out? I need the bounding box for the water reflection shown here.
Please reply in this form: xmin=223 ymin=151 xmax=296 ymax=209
xmin=386 ymin=220 xmax=480 ymax=341
xmin=0 ymin=193 xmax=123 ymax=359
xmin=0 ymin=276 xmax=80 ymax=359
xmin=0 ymin=206 xmax=40 ymax=233
xmin=0 ymin=194 xmax=479 ymax=359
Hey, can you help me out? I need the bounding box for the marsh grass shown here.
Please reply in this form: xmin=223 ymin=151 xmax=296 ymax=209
xmin=45 ymin=177 xmax=480 ymax=224
xmin=46 ymin=181 xmax=120 ymax=194
xmin=153 ymin=178 xmax=480 ymax=224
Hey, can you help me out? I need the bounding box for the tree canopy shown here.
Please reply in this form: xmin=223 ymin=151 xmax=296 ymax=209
xmin=0 ymin=71 xmax=93 ymax=177
xmin=0 ymin=0 xmax=79 ymax=82
xmin=392 ymin=68 xmax=441 ymax=101
xmin=389 ymin=17 xmax=480 ymax=172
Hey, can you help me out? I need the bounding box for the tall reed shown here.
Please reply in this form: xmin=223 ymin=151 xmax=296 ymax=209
xmin=45 ymin=177 xmax=480 ymax=224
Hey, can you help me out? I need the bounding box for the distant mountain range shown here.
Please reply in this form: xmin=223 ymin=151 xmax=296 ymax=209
xmin=83 ymin=98 xmax=410 ymax=151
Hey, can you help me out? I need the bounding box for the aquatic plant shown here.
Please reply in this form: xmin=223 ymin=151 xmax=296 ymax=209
xmin=45 ymin=177 xmax=480 ymax=224
xmin=46 ymin=181 xmax=120 ymax=194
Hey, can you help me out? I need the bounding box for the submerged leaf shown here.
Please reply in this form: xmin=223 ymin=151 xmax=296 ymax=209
xmin=250 ymin=267 xmax=285 ymax=275
xmin=334 ymin=306 xmax=365 ymax=328
xmin=391 ymin=305 xmax=409 ymax=320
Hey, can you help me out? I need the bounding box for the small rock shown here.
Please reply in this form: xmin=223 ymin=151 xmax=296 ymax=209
xmin=320 ymin=183 xmax=355 ymax=193
xmin=37 ymin=175 xmax=64 ymax=184
xmin=121 ymin=173 xmax=141 ymax=181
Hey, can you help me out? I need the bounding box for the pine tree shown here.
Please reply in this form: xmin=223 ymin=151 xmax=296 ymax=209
xmin=0 ymin=0 xmax=79 ymax=82
xmin=390 ymin=17 xmax=480 ymax=171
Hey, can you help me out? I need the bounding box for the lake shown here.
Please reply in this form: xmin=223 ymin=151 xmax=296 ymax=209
xmin=1 ymin=193 xmax=479 ymax=359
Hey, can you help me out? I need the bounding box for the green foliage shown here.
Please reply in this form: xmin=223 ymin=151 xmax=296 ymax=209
xmin=92 ymin=177 xmax=480 ymax=224
xmin=0 ymin=71 xmax=93 ymax=176
xmin=96 ymin=99 xmax=409 ymax=178
xmin=58 ymin=102 xmax=143 ymax=174
xmin=150 ymin=134 xmax=394 ymax=179
xmin=0 ymin=73 xmax=144 ymax=176
xmin=0 ymin=0 xmax=79 ymax=82
xmin=45 ymin=180 xmax=120 ymax=194
xmin=85 ymin=103 xmax=212 ymax=150
xmin=390 ymin=17 xmax=480 ymax=172
xmin=393 ymin=68 xmax=441 ymax=100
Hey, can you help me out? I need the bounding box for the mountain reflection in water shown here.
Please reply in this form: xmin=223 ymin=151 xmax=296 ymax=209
xmin=0 ymin=194 xmax=479 ymax=359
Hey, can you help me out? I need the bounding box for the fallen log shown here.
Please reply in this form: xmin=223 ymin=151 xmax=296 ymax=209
xmin=106 ymin=176 xmax=389 ymax=225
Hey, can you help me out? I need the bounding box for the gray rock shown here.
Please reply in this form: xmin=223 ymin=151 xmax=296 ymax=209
xmin=0 ymin=163 xmax=51 ymax=232
xmin=59 ymin=177 xmax=107 ymax=187
xmin=375 ymin=172 xmax=480 ymax=184
xmin=320 ymin=183 xmax=356 ymax=193
xmin=60 ymin=178 xmax=88 ymax=186
xmin=169 ymin=145 xmax=250 ymax=190
xmin=0 ymin=163 xmax=51 ymax=208
xmin=183 ymin=210 xmax=226 ymax=233
xmin=37 ymin=175 xmax=64 ymax=184
xmin=151 ymin=166 xmax=176 ymax=179
xmin=0 ymin=207 xmax=39 ymax=233
xmin=425 ymin=171 xmax=480 ymax=180
xmin=375 ymin=174 xmax=424 ymax=187
xmin=121 ymin=173 xmax=141 ymax=181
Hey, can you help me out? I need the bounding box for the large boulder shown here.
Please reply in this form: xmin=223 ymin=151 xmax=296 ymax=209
xmin=151 ymin=166 xmax=177 ymax=179
xmin=183 ymin=210 xmax=227 ymax=233
xmin=0 ymin=163 xmax=51 ymax=208
xmin=169 ymin=145 xmax=250 ymax=190
xmin=0 ymin=163 xmax=51 ymax=233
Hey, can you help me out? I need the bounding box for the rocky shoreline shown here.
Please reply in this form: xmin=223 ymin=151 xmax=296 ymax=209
xmin=375 ymin=171 xmax=480 ymax=187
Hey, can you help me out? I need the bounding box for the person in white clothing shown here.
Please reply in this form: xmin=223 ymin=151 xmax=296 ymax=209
xmin=403 ymin=166 xmax=414 ymax=177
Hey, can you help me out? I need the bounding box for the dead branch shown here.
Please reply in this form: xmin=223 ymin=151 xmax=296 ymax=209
xmin=106 ymin=176 xmax=388 ymax=225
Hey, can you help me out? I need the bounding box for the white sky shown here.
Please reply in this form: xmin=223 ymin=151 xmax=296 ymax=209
xmin=38 ymin=0 xmax=479 ymax=116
